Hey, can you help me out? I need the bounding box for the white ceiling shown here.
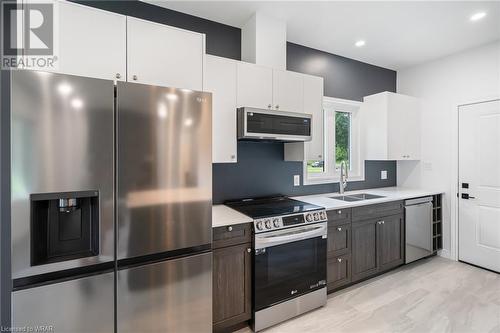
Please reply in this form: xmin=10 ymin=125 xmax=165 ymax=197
xmin=144 ymin=1 xmax=500 ymax=70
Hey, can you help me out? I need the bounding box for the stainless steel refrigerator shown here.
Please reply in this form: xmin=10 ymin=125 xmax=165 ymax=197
xmin=10 ymin=71 xmax=212 ymax=332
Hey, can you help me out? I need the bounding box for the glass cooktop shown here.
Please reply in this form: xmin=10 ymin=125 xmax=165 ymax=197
xmin=225 ymin=196 xmax=323 ymax=219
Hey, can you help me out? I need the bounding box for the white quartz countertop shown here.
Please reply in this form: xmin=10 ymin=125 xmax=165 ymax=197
xmin=292 ymin=187 xmax=444 ymax=210
xmin=212 ymin=204 xmax=254 ymax=228
xmin=212 ymin=187 xmax=444 ymax=227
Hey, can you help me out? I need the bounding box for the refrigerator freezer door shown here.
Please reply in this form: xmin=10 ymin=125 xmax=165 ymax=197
xmin=11 ymin=71 xmax=114 ymax=279
xmin=116 ymin=82 xmax=212 ymax=259
xmin=117 ymin=252 xmax=212 ymax=332
xmin=12 ymin=271 xmax=114 ymax=333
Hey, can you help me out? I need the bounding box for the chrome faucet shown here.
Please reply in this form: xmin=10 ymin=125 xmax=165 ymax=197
xmin=339 ymin=161 xmax=348 ymax=194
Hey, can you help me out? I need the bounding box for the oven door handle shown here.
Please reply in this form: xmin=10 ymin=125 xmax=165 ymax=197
xmin=255 ymin=223 xmax=327 ymax=249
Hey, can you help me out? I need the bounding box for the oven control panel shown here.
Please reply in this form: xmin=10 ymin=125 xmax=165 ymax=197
xmin=254 ymin=209 xmax=328 ymax=233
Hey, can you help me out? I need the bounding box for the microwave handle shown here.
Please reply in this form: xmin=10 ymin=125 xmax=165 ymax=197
xmin=255 ymin=223 xmax=327 ymax=249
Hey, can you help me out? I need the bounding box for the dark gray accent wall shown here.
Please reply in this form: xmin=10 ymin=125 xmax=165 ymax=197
xmin=213 ymin=143 xmax=396 ymax=203
xmin=72 ymin=0 xmax=241 ymax=60
xmin=287 ymin=42 xmax=397 ymax=101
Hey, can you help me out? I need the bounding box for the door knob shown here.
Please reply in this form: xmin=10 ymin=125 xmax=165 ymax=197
xmin=132 ymin=75 xmax=138 ymax=81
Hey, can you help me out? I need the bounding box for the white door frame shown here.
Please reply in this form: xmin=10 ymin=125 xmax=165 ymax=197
xmin=450 ymin=96 xmax=500 ymax=261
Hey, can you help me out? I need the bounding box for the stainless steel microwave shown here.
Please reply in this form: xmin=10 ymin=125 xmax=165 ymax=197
xmin=237 ymin=107 xmax=312 ymax=142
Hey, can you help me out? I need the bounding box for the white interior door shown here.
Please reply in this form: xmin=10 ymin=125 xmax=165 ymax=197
xmin=459 ymin=99 xmax=500 ymax=272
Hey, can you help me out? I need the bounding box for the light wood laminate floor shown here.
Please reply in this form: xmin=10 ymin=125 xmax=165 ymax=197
xmin=237 ymin=257 xmax=500 ymax=333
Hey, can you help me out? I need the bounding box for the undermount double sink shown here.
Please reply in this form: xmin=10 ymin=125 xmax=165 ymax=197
xmin=330 ymin=193 xmax=386 ymax=202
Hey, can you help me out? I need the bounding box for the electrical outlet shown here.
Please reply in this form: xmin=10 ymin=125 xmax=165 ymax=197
xmin=381 ymin=170 xmax=388 ymax=180
xmin=423 ymin=162 xmax=433 ymax=171
xmin=294 ymin=175 xmax=301 ymax=186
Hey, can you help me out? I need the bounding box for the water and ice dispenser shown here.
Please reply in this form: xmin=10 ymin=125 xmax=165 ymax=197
xmin=30 ymin=191 xmax=100 ymax=266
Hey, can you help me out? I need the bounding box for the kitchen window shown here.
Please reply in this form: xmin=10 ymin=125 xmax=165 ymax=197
xmin=304 ymin=97 xmax=363 ymax=185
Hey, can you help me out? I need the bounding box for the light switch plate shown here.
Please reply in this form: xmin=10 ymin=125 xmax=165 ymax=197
xmin=294 ymin=175 xmax=300 ymax=186
xmin=381 ymin=170 xmax=388 ymax=180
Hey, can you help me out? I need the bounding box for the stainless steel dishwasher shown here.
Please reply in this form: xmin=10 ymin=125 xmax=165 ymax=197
xmin=405 ymin=197 xmax=433 ymax=264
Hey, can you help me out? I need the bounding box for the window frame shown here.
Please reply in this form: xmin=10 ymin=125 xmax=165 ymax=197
xmin=303 ymin=97 xmax=364 ymax=185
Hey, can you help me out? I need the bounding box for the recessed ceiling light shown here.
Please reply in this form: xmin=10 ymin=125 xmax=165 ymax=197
xmin=355 ymin=40 xmax=366 ymax=47
xmin=470 ymin=11 xmax=486 ymax=22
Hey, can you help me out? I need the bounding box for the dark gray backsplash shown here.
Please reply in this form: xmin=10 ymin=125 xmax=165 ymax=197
xmin=213 ymin=142 xmax=396 ymax=204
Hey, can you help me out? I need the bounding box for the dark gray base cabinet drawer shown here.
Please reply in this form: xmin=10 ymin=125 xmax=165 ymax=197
xmin=327 ymin=223 xmax=350 ymax=257
xmin=213 ymin=223 xmax=252 ymax=249
xmin=327 ymin=208 xmax=351 ymax=225
xmin=352 ymin=201 xmax=403 ymax=222
xmin=327 ymin=254 xmax=351 ymax=291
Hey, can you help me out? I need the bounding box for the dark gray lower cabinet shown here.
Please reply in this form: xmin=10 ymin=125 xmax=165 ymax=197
xmin=378 ymin=214 xmax=405 ymax=271
xmin=351 ymin=219 xmax=379 ymax=282
xmin=213 ymin=234 xmax=252 ymax=332
xmin=351 ymin=214 xmax=404 ymax=283
xmin=327 ymin=254 xmax=351 ymax=290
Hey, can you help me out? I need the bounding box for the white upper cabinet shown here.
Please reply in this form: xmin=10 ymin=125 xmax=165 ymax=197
xmin=44 ymin=1 xmax=126 ymax=80
xmin=236 ymin=62 xmax=273 ymax=109
xmin=204 ymin=55 xmax=238 ymax=163
xmin=272 ymin=69 xmax=304 ymax=113
xmin=127 ymin=17 xmax=204 ymax=90
xmin=360 ymin=92 xmax=421 ymax=160
xmin=303 ymin=75 xmax=324 ymax=161
xmin=283 ymin=75 xmax=324 ymax=162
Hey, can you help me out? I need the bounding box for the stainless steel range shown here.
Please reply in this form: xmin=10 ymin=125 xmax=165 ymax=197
xmin=226 ymin=196 xmax=328 ymax=332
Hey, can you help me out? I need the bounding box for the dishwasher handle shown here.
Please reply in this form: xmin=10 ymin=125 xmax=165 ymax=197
xmin=405 ymin=196 xmax=433 ymax=206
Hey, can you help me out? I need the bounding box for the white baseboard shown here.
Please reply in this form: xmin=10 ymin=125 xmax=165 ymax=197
xmin=438 ymin=249 xmax=452 ymax=260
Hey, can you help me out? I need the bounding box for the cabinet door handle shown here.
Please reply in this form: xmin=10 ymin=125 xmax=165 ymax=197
xmin=247 ymin=248 xmax=252 ymax=253
xmin=337 ymin=258 xmax=342 ymax=263
xmin=115 ymin=73 xmax=121 ymax=79
xmin=230 ymin=155 xmax=236 ymax=160
xmin=227 ymin=226 xmax=233 ymax=232
xmin=132 ymin=75 xmax=138 ymax=81
xmin=337 ymin=210 xmax=342 ymax=215
xmin=318 ymin=155 xmax=322 ymax=159
xmin=268 ymin=104 xmax=272 ymax=109
xmin=337 ymin=227 xmax=342 ymax=232
xmin=378 ymin=221 xmax=385 ymax=225
xmin=275 ymin=105 xmax=280 ymax=109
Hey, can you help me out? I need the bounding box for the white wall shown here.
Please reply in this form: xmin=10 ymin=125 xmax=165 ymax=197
xmin=241 ymin=12 xmax=286 ymax=70
xmin=397 ymin=41 xmax=500 ymax=257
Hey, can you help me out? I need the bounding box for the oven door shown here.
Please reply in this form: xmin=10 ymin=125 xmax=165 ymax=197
xmin=254 ymin=222 xmax=327 ymax=311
